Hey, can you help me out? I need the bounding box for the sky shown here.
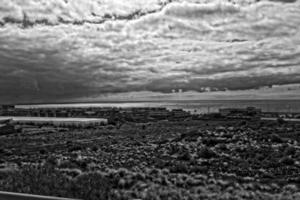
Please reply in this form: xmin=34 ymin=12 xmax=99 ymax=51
xmin=0 ymin=0 xmax=300 ymax=103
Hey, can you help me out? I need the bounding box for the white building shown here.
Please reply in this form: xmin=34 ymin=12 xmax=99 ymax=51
xmin=0 ymin=117 xmax=107 ymax=128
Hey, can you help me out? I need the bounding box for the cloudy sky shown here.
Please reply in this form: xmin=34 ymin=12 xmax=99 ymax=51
xmin=0 ymin=0 xmax=300 ymax=103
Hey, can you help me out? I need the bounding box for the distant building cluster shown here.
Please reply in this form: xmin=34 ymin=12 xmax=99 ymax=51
xmin=219 ymin=107 xmax=262 ymax=118
xmin=0 ymin=106 xmax=193 ymax=125
xmin=1 ymin=104 xmax=300 ymax=135
xmin=219 ymin=107 xmax=300 ymax=119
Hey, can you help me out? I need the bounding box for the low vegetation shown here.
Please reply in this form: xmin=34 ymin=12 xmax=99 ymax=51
xmin=1 ymin=120 xmax=300 ymax=199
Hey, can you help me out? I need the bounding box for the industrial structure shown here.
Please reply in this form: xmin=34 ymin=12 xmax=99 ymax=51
xmin=0 ymin=117 xmax=107 ymax=128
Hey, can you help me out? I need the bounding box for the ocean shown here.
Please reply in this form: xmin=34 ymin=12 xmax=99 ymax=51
xmin=17 ymin=99 xmax=300 ymax=114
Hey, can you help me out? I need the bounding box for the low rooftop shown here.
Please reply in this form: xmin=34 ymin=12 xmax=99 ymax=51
xmin=0 ymin=117 xmax=107 ymax=123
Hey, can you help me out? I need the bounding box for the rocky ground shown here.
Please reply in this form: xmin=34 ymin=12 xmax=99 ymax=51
xmin=0 ymin=119 xmax=300 ymax=200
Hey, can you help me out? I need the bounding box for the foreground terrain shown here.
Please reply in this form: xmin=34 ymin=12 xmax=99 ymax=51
xmin=1 ymin=119 xmax=300 ymax=200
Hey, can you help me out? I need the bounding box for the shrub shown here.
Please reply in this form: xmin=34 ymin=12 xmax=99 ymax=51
xmin=91 ymin=146 xmax=98 ymax=152
xmin=0 ymin=166 xmax=113 ymax=200
xmin=217 ymin=143 xmax=227 ymax=151
xmin=198 ymin=147 xmax=217 ymax=159
xmin=73 ymin=172 xmax=113 ymax=200
xmin=270 ymin=134 xmax=283 ymax=143
xmin=170 ymin=162 xmax=189 ymax=173
xmin=68 ymin=145 xmax=83 ymax=152
xmin=280 ymin=156 xmax=295 ymax=165
xmin=238 ymin=120 xmax=247 ymax=126
xmin=277 ymin=118 xmax=286 ymax=125
xmin=178 ymin=151 xmax=192 ymax=161
xmin=59 ymin=160 xmax=78 ymax=169
xmin=202 ymin=138 xmax=220 ymax=147
xmin=39 ymin=149 xmax=46 ymax=155
xmin=284 ymin=146 xmax=296 ymax=156
xmin=190 ymin=166 xmax=208 ymax=173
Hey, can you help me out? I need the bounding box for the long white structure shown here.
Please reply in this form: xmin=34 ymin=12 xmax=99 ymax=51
xmin=0 ymin=117 xmax=107 ymax=127
xmin=261 ymin=117 xmax=300 ymax=122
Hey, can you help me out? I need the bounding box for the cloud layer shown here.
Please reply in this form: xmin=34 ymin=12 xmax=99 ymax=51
xmin=0 ymin=0 xmax=300 ymax=103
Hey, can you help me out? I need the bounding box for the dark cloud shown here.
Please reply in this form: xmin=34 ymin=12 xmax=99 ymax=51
xmin=0 ymin=0 xmax=300 ymax=103
xmin=0 ymin=0 xmax=177 ymax=28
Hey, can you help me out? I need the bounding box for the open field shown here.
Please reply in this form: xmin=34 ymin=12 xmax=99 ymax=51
xmin=1 ymin=119 xmax=300 ymax=200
